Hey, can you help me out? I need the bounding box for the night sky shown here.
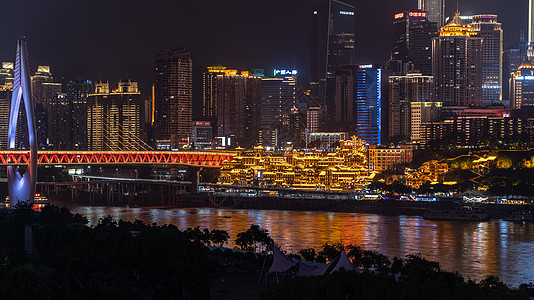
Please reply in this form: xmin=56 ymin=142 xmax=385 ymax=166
xmin=0 ymin=0 xmax=526 ymax=115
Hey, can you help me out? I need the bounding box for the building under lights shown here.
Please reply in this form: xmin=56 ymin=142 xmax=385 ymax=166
xmin=311 ymin=0 xmax=355 ymax=117
xmin=355 ymin=65 xmax=384 ymax=145
xmin=392 ymin=10 xmax=438 ymax=76
xmin=432 ymin=13 xmax=483 ymax=108
xmin=154 ymin=48 xmax=193 ymax=150
xmin=87 ymin=80 xmax=145 ymax=151
xmin=418 ymin=0 xmax=445 ymax=28
xmin=471 ymin=14 xmax=503 ymax=106
xmin=510 ymin=58 xmax=534 ymax=109
xmin=218 ymin=136 xmax=369 ymax=191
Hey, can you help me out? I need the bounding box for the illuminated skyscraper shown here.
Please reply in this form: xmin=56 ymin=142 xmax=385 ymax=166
xmin=388 ymin=73 xmax=434 ymax=142
xmin=66 ymin=80 xmax=94 ymax=150
xmin=0 ymin=62 xmax=13 ymax=149
xmin=432 ymin=14 xmax=483 ymax=107
xmin=355 ymin=65 xmax=383 ymax=145
xmin=258 ymin=71 xmax=297 ymax=147
xmin=392 ymin=10 xmax=438 ymax=76
xmin=503 ymin=48 xmax=522 ymax=105
xmin=471 ymin=15 xmax=503 ymax=106
xmin=87 ymin=80 xmax=144 ymax=151
xmin=510 ymin=58 xmax=534 ymax=109
xmin=202 ymin=65 xmax=226 ymax=120
xmin=30 ymin=66 xmax=62 ymax=149
xmin=154 ymin=48 xmax=193 ymax=150
xmin=418 ymin=0 xmax=445 ymax=28
xmin=216 ymin=70 xmax=261 ymax=147
xmin=311 ymin=0 xmax=355 ymax=117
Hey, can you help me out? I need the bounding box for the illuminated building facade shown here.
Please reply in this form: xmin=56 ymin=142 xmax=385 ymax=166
xmin=305 ymin=132 xmax=349 ymax=149
xmin=202 ymin=65 xmax=226 ymax=120
xmin=30 ymin=66 xmax=62 ymax=149
xmin=410 ymin=101 xmax=442 ymax=142
xmin=432 ymin=14 xmax=483 ymax=107
xmin=388 ymin=73 xmax=434 ymax=142
xmin=306 ymin=105 xmax=327 ymax=133
xmin=355 ymin=65 xmax=383 ymax=145
xmin=218 ymin=136 xmax=369 ymax=191
xmin=311 ymin=0 xmax=355 ymax=116
xmin=418 ymin=0 xmax=445 ymax=28
xmin=503 ymin=48 xmax=522 ymax=105
xmin=216 ymin=70 xmax=261 ymax=147
xmin=192 ymin=121 xmax=213 ymax=148
xmin=392 ymin=10 xmax=438 ymax=76
xmin=511 ymin=58 xmax=534 ymax=109
xmin=66 ymin=80 xmax=94 ymax=150
xmin=154 ymin=48 xmax=193 ymax=150
xmin=258 ymin=72 xmax=297 ymax=147
xmin=87 ymin=80 xmax=144 ymax=151
xmin=0 ymin=62 xmax=13 ymax=149
xmin=368 ymin=145 xmax=414 ymax=172
xmin=471 ymin=15 xmax=503 ymax=106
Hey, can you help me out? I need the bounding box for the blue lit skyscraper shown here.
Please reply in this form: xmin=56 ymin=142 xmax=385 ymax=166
xmin=355 ymin=65 xmax=383 ymax=145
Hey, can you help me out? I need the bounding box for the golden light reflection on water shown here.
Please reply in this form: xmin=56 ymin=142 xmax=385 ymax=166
xmin=72 ymin=206 xmax=534 ymax=287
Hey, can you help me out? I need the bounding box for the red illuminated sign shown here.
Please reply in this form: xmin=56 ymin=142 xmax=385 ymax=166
xmin=409 ymin=12 xmax=427 ymax=18
xmin=394 ymin=13 xmax=404 ymax=19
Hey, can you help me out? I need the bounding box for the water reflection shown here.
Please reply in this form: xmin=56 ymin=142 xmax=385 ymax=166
xmin=71 ymin=206 xmax=534 ymax=287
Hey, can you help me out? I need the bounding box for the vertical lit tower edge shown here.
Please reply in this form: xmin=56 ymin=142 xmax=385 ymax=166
xmin=530 ymin=0 xmax=534 ymax=58
xmin=8 ymin=39 xmax=38 ymax=206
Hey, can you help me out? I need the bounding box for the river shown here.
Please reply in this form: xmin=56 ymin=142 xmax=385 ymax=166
xmin=69 ymin=206 xmax=534 ymax=287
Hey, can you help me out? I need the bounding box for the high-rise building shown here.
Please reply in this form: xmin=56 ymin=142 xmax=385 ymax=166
xmin=388 ymin=73 xmax=434 ymax=142
xmin=471 ymin=15 xmax=503 ymax=106
xmin=30 ymin=66 xmax=62 ymax=149
xmin=0 ymin=63 xmax=13 ymax=149
xmin=418 ymin=0 xmax=445 ymax=28
xmin=306 ymin=106 xmax=327 ymax=133
xmin=258 ymin=72 xmax=297 ymax=147
xmin=216 ymin=70 xmax=261 ymax=147
xmin=392 ymin=10 xmax=438 ymax=76
xmin=432 ymin=14 xmax=483 ymax=107
xmin=154 ymin=48 xmax=193 ymax=150
xmin=410 ymin=101 xmax=442 ymax=142
xmin=503 ymin=48 xmax=522 ymax=105
xmin=510 ymin=58 xmax=534 ymax=109
xmin=334 ymin=66 xmax=356 ymax=128
xmin=202 ymin=65 xmax=226 ymax=120
xmin=66 ymin=80 xmax=94 ymax=150
xmin=87 ymin=80 xmax=144 ymax=151
xmin=311 ymin=0 xmax=355 ymax=114
xmin=355 ymin=65 xmax=384 ymax=145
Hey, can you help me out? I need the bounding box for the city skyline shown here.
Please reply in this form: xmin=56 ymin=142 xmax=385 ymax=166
xmin=0 ymin=0 xmax=527 ymax=94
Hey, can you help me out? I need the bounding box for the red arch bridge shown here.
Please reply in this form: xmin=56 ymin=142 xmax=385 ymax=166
xmin=0 ymin=151 xmax=235 ymax=167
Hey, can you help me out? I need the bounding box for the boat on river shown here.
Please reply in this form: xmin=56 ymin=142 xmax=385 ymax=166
xmin=423 ymin=205 xmax=490 ymax=221
xmin=503 ymin=210 xmax=534 ymax=222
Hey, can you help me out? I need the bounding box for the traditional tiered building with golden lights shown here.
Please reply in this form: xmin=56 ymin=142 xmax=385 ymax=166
xmin=218 ymin=136 xmax=370 ymax=191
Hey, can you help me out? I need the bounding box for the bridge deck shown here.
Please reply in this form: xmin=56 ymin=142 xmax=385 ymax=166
xmin=0 ymin=151 xmax=235 ymax=167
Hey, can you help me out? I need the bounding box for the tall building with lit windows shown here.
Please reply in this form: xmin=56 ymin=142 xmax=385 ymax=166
xmin=355 ymin=65 xmax=384 ymax=145
xmin=432 ymin=14 xmax=483 ymax=107
xmin=418 ymin=0 xmax=445 ymax=28
xmin=258 ymin=71 xmax=297 ymax=147
xmin=31 ymin=66 xmax=62 ymax=149
xmin=503 ymin=48 xmax=522 ymax=105
xmin=216 ymin=70 xmax=261 ymax=147
xmin=311 ymin=0 xmax=355 ymax=118
xmin=388 ymin=73 xmax=434 ymax=142
xmin=154 ymin=48 xmax=193 ymax=150
xmin=510 ymin=58 xmax=534 ymax=109
xmin=202 ymin=65 xmax=226 ymax=119
xmin=87 ymin=80 xmax=144 ymax=151
xmin=66 ymin=80 xmax=94 ymax=150
xmin=392 ymin=10 xmax=438 ymax=76
xmin=471 ymin=15 xmax=503 ymax=106
xmin=0 ymin=62 xmax=13 ymax=150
